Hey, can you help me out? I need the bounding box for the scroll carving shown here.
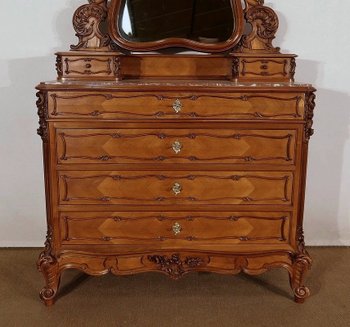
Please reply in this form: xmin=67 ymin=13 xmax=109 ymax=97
xmin=241 ymin=0 xmax=280 ymax=53
xmin=290 ymin=253 xmax=312 ymax=303
xmin=71 ymin=0 xmax=110 ymax=50
xmin=56 ymin=55 xmax=63 ymax=78
xmin=304 ymin=91 xmax=316 ymax=142
xmin=37 ymin=228 xmax=60 ymax=306
xmin=36 ymin=91 xmax=48 ymax=143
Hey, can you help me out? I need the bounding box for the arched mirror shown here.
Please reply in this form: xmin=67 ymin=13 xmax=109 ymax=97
xmin=109 ymin=0 xmax=244 ymax=52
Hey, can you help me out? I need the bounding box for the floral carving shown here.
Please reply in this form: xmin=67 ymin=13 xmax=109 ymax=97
xmin=148 ymin=254 xmax=205 ymax=279
xmin=290 ymin=58 xmax=296 ymax=81
xmin=232 ymin=57 xmax=240 ymax=79
xmin=36 ymin=91 xmax=48 ymax=143
xmin=304 ymin=91 xmax=316 ymax=142
xmin=71 ymin=0 xmax=110 ymax=50
xmin=56 ymin=55 xmax=63 ymax=78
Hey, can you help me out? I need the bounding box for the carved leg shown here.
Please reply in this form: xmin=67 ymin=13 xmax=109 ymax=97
xmin=289 ymin=254 xmax=312 ymax=303
xmin=37 ymin=251 xmax=61 ymax=306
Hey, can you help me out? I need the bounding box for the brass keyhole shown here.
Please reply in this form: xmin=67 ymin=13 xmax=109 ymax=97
xmin=172 ymin=182 xmax=182 ymax=195
xmin=172 ymin=141 xmax=182 ymax=154
xmin=173 ymin=99 xmax=182 ymax=113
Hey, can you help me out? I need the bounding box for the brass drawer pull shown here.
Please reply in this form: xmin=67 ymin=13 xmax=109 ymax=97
xmin=172 ymin=222 xmax=182 ymax=235
xmin=172 ymin=140 xmax=182 ymax=154
xmin=172 ymin=99 xmax=182 ymax=113
xmin=172 ymin=182 xmax=182 ymax=195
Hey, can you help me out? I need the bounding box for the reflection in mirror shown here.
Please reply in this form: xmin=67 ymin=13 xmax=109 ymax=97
xmin=119 ymin=0 xmax=235 ymax=43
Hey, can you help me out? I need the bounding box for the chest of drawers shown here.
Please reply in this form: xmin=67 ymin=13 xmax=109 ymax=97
xmin=36 ymin=0 xmax=315 ymax=306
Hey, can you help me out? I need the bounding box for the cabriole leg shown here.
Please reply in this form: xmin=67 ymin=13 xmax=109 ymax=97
xmin=289 ymin=254 xmax=312 ymax=303
xmin=37 ymin=250 xmax=61 ymax=306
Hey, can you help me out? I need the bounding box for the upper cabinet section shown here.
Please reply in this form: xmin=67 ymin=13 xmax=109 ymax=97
xmin=109 ymin=0 xmax=244 ymax=52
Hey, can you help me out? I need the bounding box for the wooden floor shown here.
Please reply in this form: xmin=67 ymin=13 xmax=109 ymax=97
xmin=0 ymin=247 xmax=349 ymax=327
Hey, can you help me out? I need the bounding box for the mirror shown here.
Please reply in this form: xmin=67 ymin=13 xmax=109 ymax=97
xmin=109 ymin=0 xmax=244 ymax=52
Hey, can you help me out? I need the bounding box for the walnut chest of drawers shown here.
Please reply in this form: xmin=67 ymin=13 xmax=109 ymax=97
xmin=36 ymin=0 xmax=316 ymax=306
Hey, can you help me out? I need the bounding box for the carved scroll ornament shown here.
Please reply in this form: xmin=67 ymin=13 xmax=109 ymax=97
xmin=71 ymin=0 xmax=110 ymax=50
xmin=36 ymin=91 xmax=48 ymax=143
xmin=241 ymin=0 xmax=280 ymax=53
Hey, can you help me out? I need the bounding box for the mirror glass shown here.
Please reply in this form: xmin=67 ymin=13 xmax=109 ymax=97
xmin=119 ymin=0 xmax=235 ymax=44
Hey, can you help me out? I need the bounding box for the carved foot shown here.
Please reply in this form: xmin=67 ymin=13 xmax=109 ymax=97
xmin=37 ymin=250 xmax=61 ymax=306
xmin=289 ymin=254 xmax=312 ymax=304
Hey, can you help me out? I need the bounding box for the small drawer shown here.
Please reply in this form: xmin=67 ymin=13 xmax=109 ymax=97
xmin=56 ymin=128 xmax=297 ymax=165
xmin=235 ymin=56 xmax=296 ymax=82
xmin=60 ymin=211 xmax=291 ymax=246
xmin=58 ymin=171 xmax=293 ymax=206
xmin=48 ymin=91 xmax=305 ymax=120
xmin=57 ymin=54 xmax=119 ymax=80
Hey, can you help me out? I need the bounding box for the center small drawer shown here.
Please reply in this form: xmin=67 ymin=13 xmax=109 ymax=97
xmin=56 ymin=128 xmax=297 ymax=165
xmin=58 ymin=171 xmax=293 ymax=206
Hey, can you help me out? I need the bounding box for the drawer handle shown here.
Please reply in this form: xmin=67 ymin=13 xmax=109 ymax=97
xmin=172 ymin=182 xmax=182 ymax=195
xmin=172 ymin=140 xmax=182 ymax=154
xmin=172 ymin=222 xmax=182 ymax=235
xmin=172 ymin=99 xmax=182 ymax=113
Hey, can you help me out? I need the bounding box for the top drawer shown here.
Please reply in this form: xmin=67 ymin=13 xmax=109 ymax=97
xmin=48 ymin=92 xmax=305 ymax=120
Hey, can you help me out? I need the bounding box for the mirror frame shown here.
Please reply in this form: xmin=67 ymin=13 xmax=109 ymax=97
xmin=108 ymin=0 xmax=244 ymax=52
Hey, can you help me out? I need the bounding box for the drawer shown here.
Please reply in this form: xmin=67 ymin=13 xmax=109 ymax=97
xmin=57 ymin=54 xmax=118 ymax=80
xmin=60 ymin=212 xmax=290 ymax=246
xmin=48 ymin=91 xmax=305 ymax=120
xmin=59 ymin=171 xmax=293 ymax=206
xmin=56 ymin=128 xmax=297 ymax=165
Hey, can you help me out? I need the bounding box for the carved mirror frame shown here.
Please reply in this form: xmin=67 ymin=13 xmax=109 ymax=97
xmin=71 ymin=0 xmax=280 ymax=54
xmin=108 ymin=0 xmax=244 ymax=52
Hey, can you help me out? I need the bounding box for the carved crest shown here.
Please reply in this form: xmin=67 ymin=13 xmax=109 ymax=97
xmin=71 ymin=0 xmax=110 ymax=50
xmin=241 ymin=0 xmax=280 ymax=53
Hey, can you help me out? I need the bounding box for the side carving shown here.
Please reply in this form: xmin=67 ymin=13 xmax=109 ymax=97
xmin=56 ymin=55 xmax=63 ymax=78
xmin=304 ymin=91 xmax=316 ymax=142
xmin=71 ymin=0 xmax=110 ymax=50
xmin=241 ymin=0 xmax=280 ymax=53
xmin=147 ymin=254 xmax=207 ymax=280
xmin=36 ymin=91 xmax=48 ymax=143
xmin=37 ymin=228 xmax=60 ymax=306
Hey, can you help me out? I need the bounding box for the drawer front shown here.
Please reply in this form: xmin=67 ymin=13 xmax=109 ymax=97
xmin=238 ymin=58 xmax=294 ymax=81
xmin=58 ymin=55 xmax=117 ymax=80
xmin=56 ymin=128 xmax=297 ymax=165
xmin=60 ymin=212 xmax=290 ymax=246
xmin=59 ymin=171 xmax=293 ymax=206
xmin=48 ymin=92 xmax=305 ymax=120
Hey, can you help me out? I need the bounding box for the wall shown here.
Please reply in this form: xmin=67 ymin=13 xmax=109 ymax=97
xmin=0 ymin=0 xmax=349 ymax=246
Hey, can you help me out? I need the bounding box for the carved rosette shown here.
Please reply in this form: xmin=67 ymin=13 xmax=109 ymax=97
xmin=71 ymin=0 xmax=110 ymax=50
xmin=241 ymin=0 xmax=280 ymax=53
xmin=304 ymin=92 xmax=316 ymax=142
xmin=148 ymin=254 xmax=206 ymax=280
xmin=36 ymin=91 xmax=48 ymax=143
